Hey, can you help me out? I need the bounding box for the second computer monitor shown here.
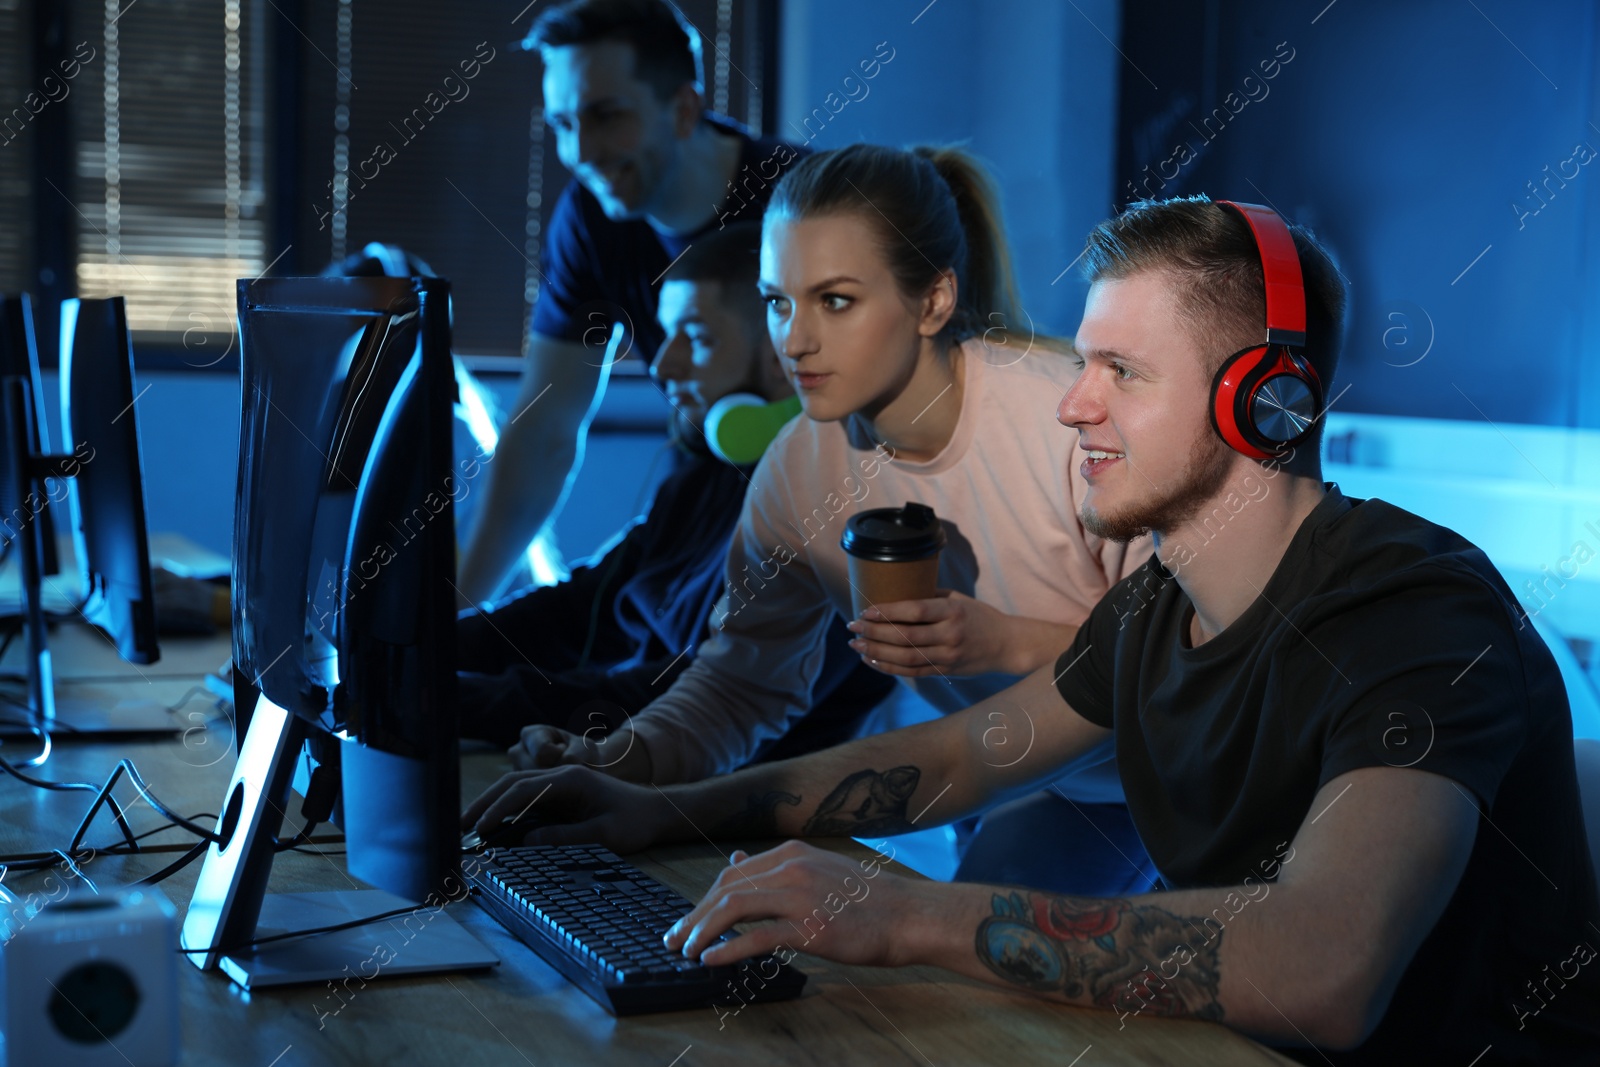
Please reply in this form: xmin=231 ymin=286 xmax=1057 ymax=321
xmin=0 ymin=294 xmax=61 ymax=580
xmin=60 ymin=297 xmax=160 ymax=666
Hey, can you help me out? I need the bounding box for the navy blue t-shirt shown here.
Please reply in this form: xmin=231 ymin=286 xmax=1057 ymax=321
xmin=530 ymin=114 xmax=804 ymax=362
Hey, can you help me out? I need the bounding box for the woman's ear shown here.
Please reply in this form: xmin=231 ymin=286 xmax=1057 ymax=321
xmin=917 ymin=269 xmax=958 ymax=338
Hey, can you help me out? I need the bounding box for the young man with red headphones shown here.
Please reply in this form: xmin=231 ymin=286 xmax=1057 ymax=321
xmin=465 ymin=198 xmax=1600 ymax=1061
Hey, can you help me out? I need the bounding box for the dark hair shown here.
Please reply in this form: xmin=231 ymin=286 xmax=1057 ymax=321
xmin=662 ymin=221 xmax=758 ymax=288
xmin=764 ymin=143 xmax=1024 ymax=344
xmin=661 ymin=220 xmax=762 ymax=324
xmin=532 ymin=0 xmax=700 ymax=101
xmin=321 ymin=242 xmax=456 ymax=331
xmin=322 ymin=241 xmax=435 ymax=279
xmin=1081 ymin=195 xmax=1348 ymax=390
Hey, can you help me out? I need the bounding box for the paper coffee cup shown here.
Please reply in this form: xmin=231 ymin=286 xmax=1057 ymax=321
xmin=840 ymin=503 xmax=946 ymax=618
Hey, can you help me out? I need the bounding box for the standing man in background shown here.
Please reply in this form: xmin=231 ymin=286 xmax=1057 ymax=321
xmin=457 ymin=0 xmax=807 ymax=604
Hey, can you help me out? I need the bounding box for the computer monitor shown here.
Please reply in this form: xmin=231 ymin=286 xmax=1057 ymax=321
xmin=0 ymin=294 xmax=166 ymax=734
xmin=0 ymin=294 xmax=62 ymax=582
xmin=60 ymin=297 xmax=160 ymax=666
xmin=180 ymin=275 xmax=494 ymax=988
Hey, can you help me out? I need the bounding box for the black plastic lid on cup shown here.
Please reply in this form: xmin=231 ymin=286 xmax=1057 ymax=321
xmin=840 ymin=503 xmax=946 ymax=563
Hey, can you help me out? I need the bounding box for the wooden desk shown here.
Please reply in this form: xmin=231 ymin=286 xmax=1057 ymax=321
xmin=0 ymin=625 xmax=1297 ymax=1066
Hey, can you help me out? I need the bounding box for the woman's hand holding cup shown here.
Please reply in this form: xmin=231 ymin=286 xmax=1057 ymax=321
xmin=846 ymin=589 xmax=1021 ymax=677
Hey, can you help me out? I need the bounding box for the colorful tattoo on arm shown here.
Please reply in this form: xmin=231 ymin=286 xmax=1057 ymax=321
xmin=976 ymin=891 xmax=1224 ymax=1025
xmin=799 ymin=766 xmax=921 ymax=836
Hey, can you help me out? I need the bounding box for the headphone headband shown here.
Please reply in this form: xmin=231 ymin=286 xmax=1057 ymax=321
xmin=1207 ymin=199 xmax=1323 ymax=460
xmin=1215 ymin=201 xmax=1306 ymax=349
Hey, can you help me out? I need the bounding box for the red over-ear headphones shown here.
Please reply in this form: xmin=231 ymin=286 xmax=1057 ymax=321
xmin=1208 ymin=201 xmax=1324 ymax=460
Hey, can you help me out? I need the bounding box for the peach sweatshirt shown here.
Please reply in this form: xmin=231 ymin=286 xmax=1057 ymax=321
xmin=632 ymin=337 xmax=1151 ymax=802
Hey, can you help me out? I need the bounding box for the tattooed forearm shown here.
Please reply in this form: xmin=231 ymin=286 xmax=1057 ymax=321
xmin=799 ymin=766 xmax=921 ymax=836
xmin=976 ymin=892 xmax=1224 ymax=1025
xmin=707 ymin=790 xmax=801 ymax=838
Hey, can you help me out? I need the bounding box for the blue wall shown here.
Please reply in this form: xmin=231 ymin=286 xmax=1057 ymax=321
xmin=102 ymin=1 xmax=1600 ymax=575
xmin=779 ymin=0 xmax=1122 ymax=335
xmin=1116 ymin=0 xmax=1600 ymax=430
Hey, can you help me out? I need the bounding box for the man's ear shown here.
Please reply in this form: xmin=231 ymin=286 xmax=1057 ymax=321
xmin=917 ymin=269 xmax=959 ymax=338
xmin=755 ymin=331 xmax=793 ymax=402
xmin=669 ymin=81 xmax=702 ymax=138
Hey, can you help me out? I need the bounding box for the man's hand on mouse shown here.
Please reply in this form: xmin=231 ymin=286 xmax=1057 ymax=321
xmin=508 ymin=723 xmax=653 ymax=782
xmin=461 ymin=764 xmax=667 ymax=854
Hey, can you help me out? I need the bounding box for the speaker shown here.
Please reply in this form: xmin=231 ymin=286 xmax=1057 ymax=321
xmin=0 ymin=889 xmax=179 ymax=1067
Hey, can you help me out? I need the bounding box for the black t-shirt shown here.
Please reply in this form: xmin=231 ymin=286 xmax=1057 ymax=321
xmin=529 ymin=114 xmax=804 ymax=362
xmin=1054 ymin=486 xmax=1600 ymax=1064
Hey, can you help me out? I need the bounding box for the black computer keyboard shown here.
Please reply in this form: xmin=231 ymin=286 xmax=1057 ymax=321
xmin=467 ymin=843 xmax=807 ymax=1016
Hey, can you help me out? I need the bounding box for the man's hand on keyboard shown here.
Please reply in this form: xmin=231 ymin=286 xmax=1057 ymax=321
xmin=509 ymin=723 xmax=653 ymax=782
xmin=462 ymin=765 xmax=666 ymax=854
xmin=663 ymin=840 xmax=935 ymax=969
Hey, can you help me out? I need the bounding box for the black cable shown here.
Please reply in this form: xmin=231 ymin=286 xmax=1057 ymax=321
xmin=68 ymin=758 xmax=224 ymax=853
xmin=107 ymin=812 xmax=219 ymax=852
xmin=0 ymin=833 xmax=212 ymax=886
xmin=0 ymin=666 xmax=331 ymax=893
xmin=0 ymin=749 xmax=218 ymax=866
xmin=0 ymin=812 xmax=216 ymax=863
xmin=0 ymin=811 xmax=217 ymax=874
xmin=133 ymin=840 xmax=211 ymax=887
xmin=0 ymin=850 xmax=86 ymax=875
xmin=0 ymin=615 xmax=232 ymax=887
xmin=0 ymin=681 xmax=215 ymax=777
xmin=116 ymin=811 xmax=218 ymax=849
xmin=0 ymin=742 xmax=107 ymax=793
xmin=175 ymin=901 xmax=443 ymax=954
xmin=0 ymin=686 xmax=82 ymax=771
xmin=0 ymin=721 xmax=64 ymax=770
xmin=274 ymin=821 xmax=319 ymax=851
xmin=166 ymin=685 xmax=223 ymax=717
xmin=54 ymin=848 xmax=99 ymax=894
xmin=0 ymin=682 xmax=215 ymax=782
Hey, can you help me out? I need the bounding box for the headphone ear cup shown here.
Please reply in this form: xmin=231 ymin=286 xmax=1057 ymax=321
xmin=1210 ymin=345 xmax=1276 ymax=460
xmin=704 ymin=393 xmax=803 ymax=465
xmin=1248 ymin=353 xmax=1322 ymax=450
xmin=1210 ymin=345 xmax=1323 ymax=459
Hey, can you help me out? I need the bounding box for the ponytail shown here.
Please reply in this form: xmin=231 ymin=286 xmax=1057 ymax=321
xmin=766 ymin=142 xmax=1027 ymax=343
xmin=911 ymin=145 xmax=1024 ymax=339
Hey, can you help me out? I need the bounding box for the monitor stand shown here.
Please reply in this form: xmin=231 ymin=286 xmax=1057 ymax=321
xmin=180 ymin=693 xmax=497 ymax=988
xmin=0 ymin=629 xmax=181 ymax=736
xmin=0 ymin=696 xmax=182 ymax=737
xmin=217 ymin=888 xmax=496 ymax=990
xmin=48 ymin=697 xmax=183 ymax=735
xmin=1 ymin=382 xmax=181 ymax=738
